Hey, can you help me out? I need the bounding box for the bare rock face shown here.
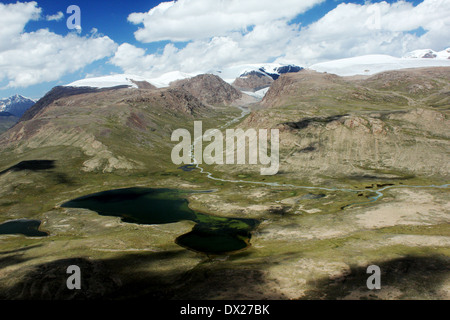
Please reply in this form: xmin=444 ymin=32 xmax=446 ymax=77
xmin=261 ymin=69 xmax=343 ymax=108
xmin=232 ymin=71 xmax=274 ymax=92
xmin=171 ymin=74 xmax=242 ymax=106
xmin=261 ymin=74 xmax=298 ymax=107
xmin=130 ymin=80 xmax=157 ymax=90
xmin=123 ymin=88 xmax=207 ymax=115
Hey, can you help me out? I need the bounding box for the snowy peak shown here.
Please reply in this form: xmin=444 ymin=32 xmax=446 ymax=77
xmin=0 ymin=94 xmax=36 ymax=117
xmin=64 ymin=64 xmax=303 ymax=95
xmin=230 ymin=64 xmax=302 ymax=98
xmin=403 ymin=48 xmax=450 ymax=60
xmin=170 ymin=74 xmax=242 ymax=106
xmin=309 ymin=50 xmax=450 ymax=77
xmin=0 ymin=94 xmax=36 ymax=105
xmin=236 ymin=64 xmax=303 ymax=80
xmin=66 ymin=74 xmax=154 ymax=89
xmin=258 ymin=64 xmax=303 ymax=80
xmin=211 ymin=63 xmax=303 ymax=84
xmin=65 ymin=72 xmax=200 ymax=90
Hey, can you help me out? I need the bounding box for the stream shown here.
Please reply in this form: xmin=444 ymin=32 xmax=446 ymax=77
xmin=188 ymin=105 xmax=449 ymax=207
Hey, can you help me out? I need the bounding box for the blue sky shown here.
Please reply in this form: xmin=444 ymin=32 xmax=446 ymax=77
xmin=0 ymin=0 xmax=448 ymax=100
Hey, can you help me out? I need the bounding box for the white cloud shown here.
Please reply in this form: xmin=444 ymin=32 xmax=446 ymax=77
xmin=279 ymin=0 xmax=450 ymax=65
xmin=46 ymin=11 xmax=64 ymax=21
xmin=0 ymin=1 xmax=41 ymax=50
xmin=128 ymin=0 xmax=325 ymax=42
xmin=0 ymin=2 xmax=117 ymax=88
xmin=113 ymin=0 xmax=450 ymax=76
xmin=111 ymin=20 xmax=298 ymax=77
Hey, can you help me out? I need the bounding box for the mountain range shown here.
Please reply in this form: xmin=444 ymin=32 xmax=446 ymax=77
xmin=62 ymin=48 xmax=450 ymax=95
xmin=0 ymin=94 xmax=35 ymax=117
xmin=1 ymin=74 xmax=245 ymax=174
xmin=402 ymin=48 xmax=450 ymax=59
xmin=65 ymin=63 xmax=305 ymax=92
xmin=0 ymin=49 xmax=449 ymax=300
xmin=309 ymin=48 xmax=450 ymax=77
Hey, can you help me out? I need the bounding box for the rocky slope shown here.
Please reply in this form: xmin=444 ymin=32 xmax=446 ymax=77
xmin=20 ymin=86 xmax=129 ymax=122
xmin=0 ymin=112 xmax=18 ymax=135
xmin=216 ymin=67 xmax=450 ymax=183
xmin=0 ymin=77 xmax=238 ymax=174
xmin=171 ymin=74 xmax=242 ymax=106
xmin=0 ymin=67 xmax=449 ymax=301
xmin=232 ymin=71 xmax=274 ymax=92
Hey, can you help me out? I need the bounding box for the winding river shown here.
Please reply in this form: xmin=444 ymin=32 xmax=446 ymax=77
xmin=61 ymin=105 xmax=448 ymax=255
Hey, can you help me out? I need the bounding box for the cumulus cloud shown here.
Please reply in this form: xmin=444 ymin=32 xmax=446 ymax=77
xmin=0 ymin=1 xmax=40 ymax=49
xmin=111 ymin=20 xmax=298 ymax=77
xmin=46 ymin=11 xmax=64 ymax=21
xmin=112 ymin=0 xmax=450 ymax=75
xmin=113 ymin=0 xmax=315 ymax=76
xmin=128 ymin=0 xmax=325 ymax=42
xmin=0 ymin=2 xmax=117 ymax=88
xmin=279 ymin=0 xmax=450 ymax=65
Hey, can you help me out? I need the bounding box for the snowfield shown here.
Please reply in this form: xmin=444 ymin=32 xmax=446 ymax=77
xmin=211 ymin=63 xmax=287 ymax=83
xmin=65 ymin=48 xmax=450 ymax=89
xmin=65 ymin=71 xmax=199 ymax=89
xmin=66 ymin=74 xmax=148 ymax=89
xmin=242 ymin=87 xmax=270 ymax=100
xmin=402 ymin=48 xmax=450 ymax=59
xmin=65 ymin=63 xmax=294 ymax=89
xmin=309 ymin=53 xmax=450 ymax=77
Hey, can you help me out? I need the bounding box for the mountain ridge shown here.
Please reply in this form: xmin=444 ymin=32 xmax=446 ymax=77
xmin=0 ymin=94 xmax=36 ymax=117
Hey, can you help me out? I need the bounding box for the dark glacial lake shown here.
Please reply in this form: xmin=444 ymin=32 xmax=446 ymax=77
xmin=61 ymin=188 xmax=259 ymax=254
xmin=0 ymin=219 xmax=48 ymax=237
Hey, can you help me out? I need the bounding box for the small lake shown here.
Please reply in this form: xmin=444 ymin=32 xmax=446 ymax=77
xmin=61 ymin=188 xmax=259 ymax=254
xmin=0 ymin=219 xmax=48 ymax=237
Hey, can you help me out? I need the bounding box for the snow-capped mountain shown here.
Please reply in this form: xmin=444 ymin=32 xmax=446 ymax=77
xmin=211 ymin=63 xmax=303 ymax=83
xmin=66 ymin=74 xmax=148 ymax=89
xmin=66 ymin=72 xmax=200 ymax=89
xmin=64 ymin=64 xmax=302 ymax=95
xmin=211 ymin=63 xmax=302 ymax=98
xmin=0 ymin=94 xmax=36 ymax=117
xmin=402 ymin=48 xmax=450 ymax=59
xmin=309 ymin=50 xmax=450 ymax=77
xmin=64 ymin=48 xmax=450 ymax=91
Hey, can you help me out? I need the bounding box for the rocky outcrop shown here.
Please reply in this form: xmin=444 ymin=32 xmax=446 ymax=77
xmin=171 ymin=74 xmax=242 ymax=106
xmin=232 ymin=71 xmax=273 ymax=92
xmin=20 ymin=86 xmax=128 ymax=122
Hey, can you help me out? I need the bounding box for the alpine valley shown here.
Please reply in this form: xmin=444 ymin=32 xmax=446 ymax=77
xmin=0 ymin=53 xmax=449 ymax=300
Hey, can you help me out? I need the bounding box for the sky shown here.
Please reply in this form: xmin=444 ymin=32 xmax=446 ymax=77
xmin=0 ymin=0 xmax=448 ymax=99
